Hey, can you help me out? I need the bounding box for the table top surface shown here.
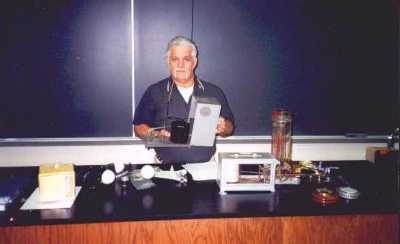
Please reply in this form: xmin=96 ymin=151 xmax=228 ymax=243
xmin=0 ymin=160 xmax=398 ymax=227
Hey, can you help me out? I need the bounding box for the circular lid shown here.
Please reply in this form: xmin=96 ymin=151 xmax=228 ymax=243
xmin=312 ymin=187 xmax=338 ymax=205
xmin=337 ymin=187 xmax=360 ymax=200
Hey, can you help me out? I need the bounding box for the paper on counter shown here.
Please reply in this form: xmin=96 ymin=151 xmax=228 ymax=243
xmin=20 ymin=186 xmax=81 ymax=210
xmin=183 ymin=161 xmax=217 ymax=181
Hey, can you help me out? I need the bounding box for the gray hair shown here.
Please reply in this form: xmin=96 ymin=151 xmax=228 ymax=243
xmin=166 ymin=36 xmax=198 ymax=58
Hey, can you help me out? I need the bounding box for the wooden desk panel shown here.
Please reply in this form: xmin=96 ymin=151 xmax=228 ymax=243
xmin=0 ymin=214 xmax=397 ymax=244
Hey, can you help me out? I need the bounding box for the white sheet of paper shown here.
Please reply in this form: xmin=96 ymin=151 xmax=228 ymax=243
xmin=20 ymin=186 xmax=81 ymax=210
xmin=183 ymin=161 xmax=217 ymax=181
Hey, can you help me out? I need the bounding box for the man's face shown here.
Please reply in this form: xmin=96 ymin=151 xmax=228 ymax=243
xmin=167 ymin=45 xmax=197 ymax=86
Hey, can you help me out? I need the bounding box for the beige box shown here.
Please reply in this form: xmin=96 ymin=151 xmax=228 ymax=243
xmin=38 ymin=163 xmax=75 ymax=202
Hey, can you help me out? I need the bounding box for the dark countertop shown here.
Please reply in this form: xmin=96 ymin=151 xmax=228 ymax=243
xmin=0 ymin=159 xmax=399 ymax=227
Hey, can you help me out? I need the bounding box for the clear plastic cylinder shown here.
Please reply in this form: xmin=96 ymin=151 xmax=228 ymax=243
xmin=271 ymin=109 xmax=292 ymax=164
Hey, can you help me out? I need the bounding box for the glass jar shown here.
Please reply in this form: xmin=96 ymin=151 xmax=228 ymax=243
xmin=271 ymin=109 xmax=292 ymax=164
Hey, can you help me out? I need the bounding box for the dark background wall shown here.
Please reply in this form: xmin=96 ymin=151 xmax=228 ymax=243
xmin=135 ymin=0 xmax=398 ymax=136
xmin=0 ymin=0 xmax=132 ymax=138
xmin=1 ymin=0 xmax=398 ymax=138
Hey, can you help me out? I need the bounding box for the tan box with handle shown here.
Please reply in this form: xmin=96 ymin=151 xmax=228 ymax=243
xmin=38 ymin=163 xmax=75 ymax=202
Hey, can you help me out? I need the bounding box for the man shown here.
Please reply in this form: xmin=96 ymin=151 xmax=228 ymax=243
xmin=133 ymin=36 xmax=234 ymax=164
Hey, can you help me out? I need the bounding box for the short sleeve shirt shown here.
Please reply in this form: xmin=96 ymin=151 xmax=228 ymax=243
xmin=133 ymin=77 xmax=235 ymax=163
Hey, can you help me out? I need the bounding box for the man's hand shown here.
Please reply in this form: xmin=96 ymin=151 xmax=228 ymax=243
xmin=150 ymin=128 xmax=171 ymax=138
xmin=216 ymin=117 xmax=234 ymax=137
xmin=133 ymin=124 xmax=170 ymax=139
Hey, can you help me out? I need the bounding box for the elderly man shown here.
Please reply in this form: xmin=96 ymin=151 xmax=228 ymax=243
xmin=133 ymin=36 xmax=234 ymax=164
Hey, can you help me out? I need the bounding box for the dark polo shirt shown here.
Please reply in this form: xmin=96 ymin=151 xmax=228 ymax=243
xmin=133 ymin=77 xmax=235 ymax=164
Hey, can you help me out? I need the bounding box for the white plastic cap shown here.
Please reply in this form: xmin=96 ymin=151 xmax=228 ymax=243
xmin=141 ymin=165 xmax=155 ymax=179
xmin=101 ymin=169 xmax=116 ymax=184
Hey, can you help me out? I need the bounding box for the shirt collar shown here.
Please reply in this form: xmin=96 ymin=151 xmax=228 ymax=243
xmin=167 ymin=76 xmax=205 ymax=95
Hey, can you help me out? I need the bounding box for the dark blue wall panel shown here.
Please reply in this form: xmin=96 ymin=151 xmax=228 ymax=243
xmin=192 ymin=0 xmax=398 ymax=135
xmin=0 ymin=0 xmax=132 ymax=138
xmin=0 ymin=0 xmax=398 ymax=138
